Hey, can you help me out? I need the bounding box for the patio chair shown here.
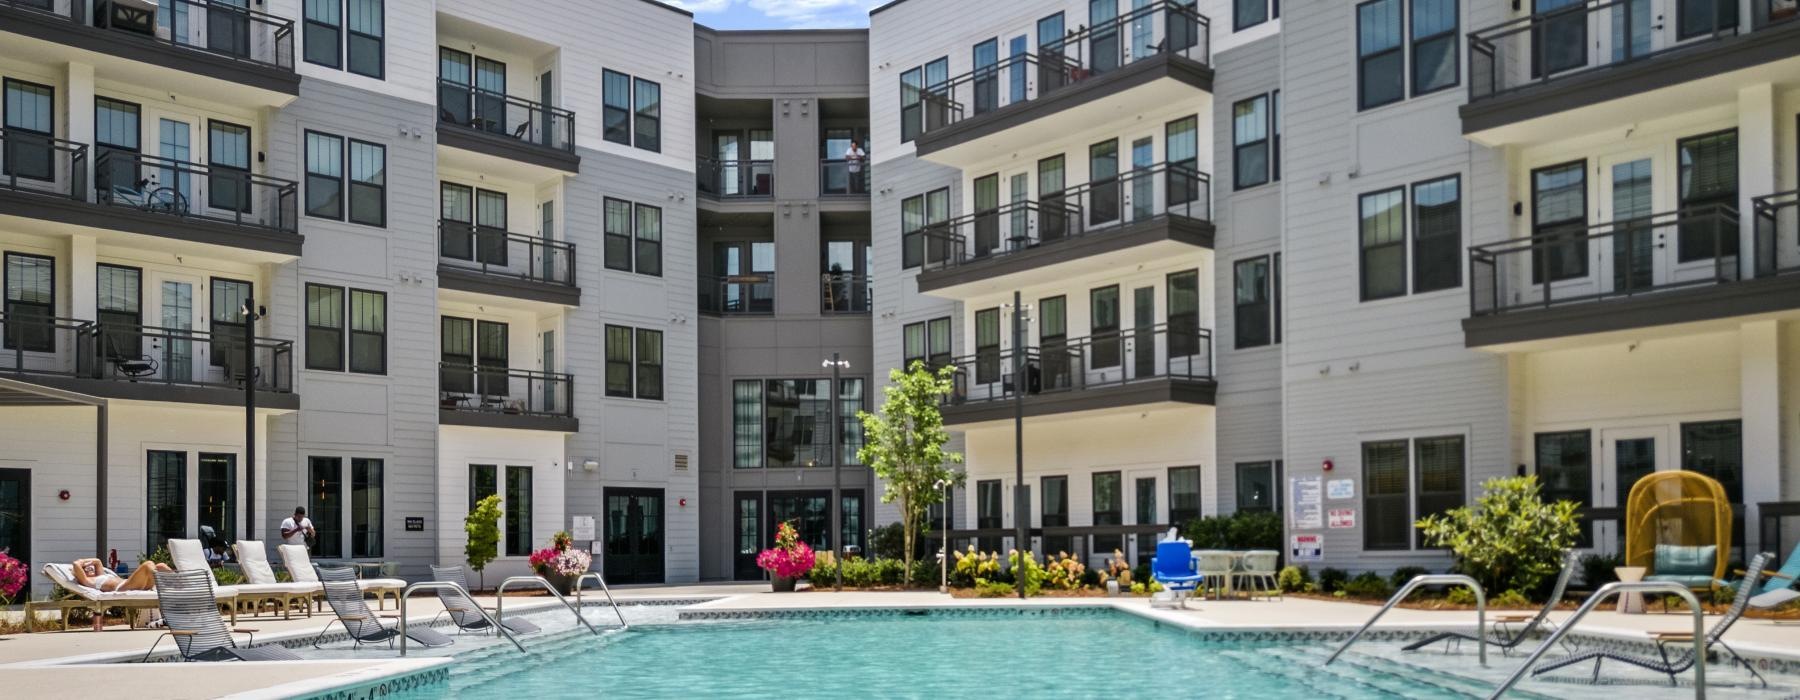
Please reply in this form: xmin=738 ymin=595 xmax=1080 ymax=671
xmin=1721 ymin=542 xmax=1800 ymax=610
xmin=1531 ymin=552 xmax=1773 ymax=688
xmin=310 ymin=566 xmax=452 ymax=649
xmin=1404 ymin=550 xmax=1580 ymax=656
xmin=277 ymin=544 xmax=407 ymax=609
xmin=1232 ymin=550 xmax=1282 ymax=600
xmin=1194 ymin=550 xmax=1236 ymax=599
xmin=1149 ymin=540 xmax=1204 ymax=609
xmin=34 ymin=563 xmax=161 ymax=631
xmin=142 ymin=569 xmax=303 ymax=662
xmin=231 ymin=540 xmax=319 ymax=619
xmin=165 ymin=538 xmax=246 ymax=622
xmin=428 ymin=564 xmax=541 ymax=635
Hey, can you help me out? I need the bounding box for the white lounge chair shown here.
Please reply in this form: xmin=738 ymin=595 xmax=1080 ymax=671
xmin=277 ymin=544 xmax=406 ymax=609
xmin=34 ymin=563 xmax=161 ymax=630
xmin=165 ymin=539 xmax=247 ymax=623
xmin=231 ymin=539 xmax=319 ymax=619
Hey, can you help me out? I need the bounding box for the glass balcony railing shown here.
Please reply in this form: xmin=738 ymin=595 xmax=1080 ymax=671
xmin=698 ymin=157 xmax=773 ymax=198
xmin=820 ymin=159 xmax=870 ymax=196
xmin=436 ymin=79 xmax=575 ymax=153
xmin=0 ymin=128 xmax=87 ymax=200
xmin=438 ymin=362 xmax=572 ymax=419
xmin=944 ymin=323 xmax=1214 ymax=408
xmin=820 ymin=273 xmax=871 ymax=314
xmin=698 ymin=273 xmax=774 ymax=315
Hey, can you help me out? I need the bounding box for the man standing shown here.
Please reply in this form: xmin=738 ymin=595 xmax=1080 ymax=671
xmin=280 ymin=506 xmax=315 ymax=550
xmin=844 ymin=138 xmax=867 ymax=194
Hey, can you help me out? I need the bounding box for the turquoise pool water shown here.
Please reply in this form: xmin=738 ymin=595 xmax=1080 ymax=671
xmin=367 ymin=607 xmax=1790 ymax=699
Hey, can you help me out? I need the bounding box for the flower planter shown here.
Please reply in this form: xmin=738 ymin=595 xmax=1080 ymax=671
xmin=541 ymin=571 xmax=576 ymax=595
xmin=771 ymin=576 xmax=797 ymax=592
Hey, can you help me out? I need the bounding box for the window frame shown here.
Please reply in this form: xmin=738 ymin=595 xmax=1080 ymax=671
xmin=1233 ymin=255 xmax=1272 ymax=349
xmin=899 ymin=66 xmax=923 ymax=144
xmin=1409 ymin=173 xmax=1462 ymax=294
xmin=346 ymin=0 xmax=385 ymax=79
xmin=1408 ymin=0 xmax=1459 ymax=96
xmin=1362 ymin=434 xmax=1466 ymax=551
xmin=347 ymin=139 xmax=385 ymax=227
xmin=3 ymin=251 xmax=56 ymax=353
xmin=1231 ymin=94 xmax=1271 ymax=190
xmin=900 ymin=192 xmax=925 ymax=269
xmin=1234 ymin=0 xmax=1269 ymax=31
xmin=1358 ymin=185 xmax=1408 ymax=302
xmin=304 ymin=282 xmax=345 ymax=371
xmin=634 ymin=203 xmax=663 ymax=277
xmin=503 ymin=465 xmax=533 ymax=557
xmin=604 ymin=324 xmax=634 ymax=398
xmin=603 ymin=197 xmax=634 ymax=272
xmin=347 ymin=288 xmax=386 ymax=375
xmin=602 ymin=69 xmax=632 ymax=146
xmin=634 ymin=328 xmax=663 ymax=400
xmin=1234 ymin=460 xmax=1277 ymax=512
xmin=1530 ymin=159 xmax=1590 ymax=284
xmin=350 ymin=456 xmax=383 ymax=558
xmin=927 ymin=316 xmax=952 ymax=369
xmin=303 ymin=130 xmax=344 ymax=221
xmin=633 ymin=77 xmax=661 ymax=153
xmin=1356 ymin=0 xmax=1405 ymax=111
xmin=302 ymin=0 xmax=342 ymax=69
xmin=902 ymin=320 xmax=926 ymax=370
xmin=1168 ymin=465 xmax=1201 ymax=523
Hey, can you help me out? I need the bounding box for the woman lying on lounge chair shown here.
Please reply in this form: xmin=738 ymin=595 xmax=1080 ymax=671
xmin=72 ymin=557 xmax=171 ymax=592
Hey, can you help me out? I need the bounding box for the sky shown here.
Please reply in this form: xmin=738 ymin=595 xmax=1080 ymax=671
xmin=665 ymin=0 xmax=881 ymax=29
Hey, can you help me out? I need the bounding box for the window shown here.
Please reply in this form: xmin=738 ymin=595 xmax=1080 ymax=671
xmin=1235 ymin=461 xmax=1277 ymax=512
xmin=1531 ymin=160 xmax=1588 ymax=283
xmin=1677 ymin=0 xmax=1737 ymax=39
xmin=902 ymin=321 xmax=926 ymax=370
xmin=1235 ymin=0 xmax=1268 ymax=30
xmin=4 ymin=252 xmax=55 ymax=353
xmin=1089 ymin=285 xmax=1120 ymax=369
xmin=348 ymin=140 xmax=385 ymax=226
xmin=96 ymin=264 xmax=140 ymax=361
xmin=928 ymin=317 xmax=952 ymax=368
xmin=1411 ymin=175 xmax=1461 ymax=293
xmin=207 ymin=121 xmax=252 ymax=213
xmin=901 ymin=192 xmax=925 ymax=268
xmin=304 ymin=131 xmax=343 ymax=219
xmin=633 ymin=78 xmax=661 ymax=152
xmin=602 ymin=70 xmax=631 ymax=145
xmin=1363 ymin=435 xmax=1465 ymax=550
xmin=974 ymin=307 xmax=1001 ymax=385
xmin=1357 ymin=0 xmax=1404 ymax=110
xmin=924 ymin=187 xmax=950 ymax=266
xmin=605 ymin=325 xmax=633 ymax=397
xmin=304 ymin=283 xmax=344 ymax=370
xmin=977 ymin=480 xmax=1002 ymax=552
xmin=1271 ymin=91 xmax=1281 ymax=182
xmin=308 ymin=456 xmax=343 ymax=558
xmin=346 ymin=0 xmax=384 ymax=78
xmin=635 ymin=329 xmax=663 ymax=400
xmin=737 ymin=378 xmax=865 ymax=468
xmin=1041 ymin=475 xmax=1069 ymax=554
xmin=1534 ymin=430 xmax=1591 ymax=511
xmin=1166 ymin=116 xmax=1202 ymax=206
xmin=348 ymin=289 xmax=385 ymax=374
xmin=1167 ymin=270 xmax=1203 ymax=358
xmin=1092 ymin=471 xmax=1122 ymax=552
xmin=899 ymin=67 xmax=923 ymax=143
xmin=1410 ymin=0 xmax=1457 ymax=95
xmin=1273 ymin=252 xmax=1283 ymax=343
xmin=306 ymin=0 xmax=382 ymax=77
xmin=504 ymin=466 xmax=532 ymax=556
xmin=1682 ymin=420 xmax=1743 ymax=505
xmin=1168 ymin=466 xmax=1201 ymax=523
xmin=303 ymin=0 xmax=341 ymax=68
xmin=1233 ymin=257 xmax=1271 ymax=349
xmin=306 ymin=133 xmax=383 ymax=226
xmin=1039 ymin=295 xmax=1070 ymax=390
xmin=1676 ymin=129 xmax=1738 ymax=262
xmin=468 ymin=464 xmax=497 ymax=509
xmin=197 ymin=453 xmax=236 ymax=542
xmin=923 ymin=57 xmax=948 ymax=128
xmin=635 ymin=204 xmax=662 ymax=276
xmin=604 ymin=198 xmax=632 ymax=271
xmin=1358 ymin=187 xmax=1406 ymax=300
xmin=1232 ymin=95 xmax=1271 ymax=190
xmin=351 ymin=457 xmax=382 ymax=558
xmin=209 ymin=278 xmax=252 ymax=368
xmin=734 ymin=380 xmax=762 ymax=468
xmin=147 ymin=450 xmax=186 ymax=553
xmin=3 ymin=79 xmax=56 ymax=182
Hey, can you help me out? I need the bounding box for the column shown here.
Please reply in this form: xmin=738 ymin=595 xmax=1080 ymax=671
xmin=69 ymin=235 xmax=97 ymax=321
xmin=1737 ymin=84 xmax=1775 ymax=274
xmin=65 ymin=62 xmax=95 ymax=203
xmin=1740 ymin=319 xmax=1781 ymax=556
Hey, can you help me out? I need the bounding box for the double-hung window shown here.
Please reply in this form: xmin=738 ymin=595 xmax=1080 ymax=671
xmin=635 ymin=329 xmax=663 ymax=400
xmin=4 ymin=252 xmax=55 ymax=352
xmin=927 ymin=317 xmax=952 ymax=368
xmin=604 ymin=198 xmax=633 ymax=271
xmin=1235 ymin=461 xmax=1279 ymax=512
xmin=633 ymin=78 xmax=661 ymax=153
xmin=305 ymin=283 xmax=344 ymax=371
xmin=305 ymin=0 xmax=383 ymax=78
xmin=1531 ymin=161 xmax=1587 ymax=283
xmin=733 ymin=380 xmax=763 ymax=468
xmin=1235 ymin=0 xmax=1269 ymax=31
xmin=1410 ymin=0 xmax=1457 ymax=95
xmin=901 ymin=317 xmax=952 ymax=372
xmin=1411 ymin=175 xmax=1461 ymax=293
xmin=207 ymin=121 xmax=252 ymax=213
xmin=1363 ymin=435 xmax=1465 ymax=550
xmin=974 ymin=307 xmax=1001 ymax=385
xmin=304 ymin=131 xmax=343 ymax=219
xmin=635 ymin=204 xmax=662 ymax=276
xmin=1358 ymin=187 xmax=1407 ymax=300
xmin=3 ymin=79 xmax=56 ymax=182
xmin=1167 ymin=270 xmax=1203 ymax=358
xmin=348 ymin=289 xmax=385 ymax=374
xmin=1233 ymin=257 xmax=1272 ymax=348
xmin=605 ymin=325 xmax=633 ymax=397
xmin=306 ymin=132 xmax=384 ymax=227
xmin=347 ymin=140 xmax=385 ymax=226
xmin=602 ymin=70 xmax=631 ymax=146
xmin=899 ymin=67 xmax=923 ymax=143
xmin=1357 ymin=0 xmax=1404 ymax=110
xmin=902 ymin=321 xmax=927 ymax=370
xmin=209 ymin=277 xmax=253 ymax=368
xmin=1168 ymin=466 xmax=1201 ymax=523
xmin=1676 ymin=129 xmax=1738 ymax=262
xmin=303 ymin=0 xmax=342 ymax=68
xmin=1232 ymin=95 xmax=1270 ymax=190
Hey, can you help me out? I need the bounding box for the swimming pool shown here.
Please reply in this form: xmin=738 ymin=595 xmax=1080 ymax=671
xmin=313 ymin=605 xmax=1795 ymax=699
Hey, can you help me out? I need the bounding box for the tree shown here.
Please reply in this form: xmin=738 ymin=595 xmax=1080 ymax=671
xmin=465 ymin=494 xmax=503 ymax=590
xmin=857 ymin=361 xmax=965 ymax=575
xmin=1416 ymin=475 xmax=1581 ymax=595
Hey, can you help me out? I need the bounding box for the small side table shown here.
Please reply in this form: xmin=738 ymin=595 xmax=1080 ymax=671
xmin=1615 ymin=566 xmax=1647 ymax=614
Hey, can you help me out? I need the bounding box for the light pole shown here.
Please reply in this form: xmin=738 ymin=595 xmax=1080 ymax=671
xmin=936 ymin=477 xmax=950 ymax=593
xmin=240 ymin=299 xmax=266 ymax=540
xmin=823 ymin=353 xmax=851 ymax=591
xmin=1007 ymin=291 xmax=1030 ymax=600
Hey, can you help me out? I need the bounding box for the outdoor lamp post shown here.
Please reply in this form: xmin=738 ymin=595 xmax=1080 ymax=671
xmin=936 ymin=477 xmax=951 ymax=593
xmin=822 ymin=353 xmax=851 ymax=591
xmin=1005 ymin=292 xmax=1031 ymax=600
xmin=240 ymin=299 xmax=266 ymax=540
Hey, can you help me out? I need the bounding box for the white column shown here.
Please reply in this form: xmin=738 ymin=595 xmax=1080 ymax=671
xmin=1740 ymin=320 xmax=1782 ymax=556
xmin=65 ymin=62 xmax=95 ymax=203
xmin=69 ymin=235 xmax=97 ymax=322
xmin=1737 ymin=84 xmax=1775 ymax=273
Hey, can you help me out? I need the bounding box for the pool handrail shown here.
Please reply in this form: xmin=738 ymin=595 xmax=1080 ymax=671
xmin=494 ymin=575 xmax=600 ymax=636
xmin=1486 ymin=581 xmax=1703 ymax=700
xmin=572 ymin=571 xmax=630 ymax=630
xmin=1326 ymin=573 xmax=1487 ymax=666
xmin=399 ymin=581 xmax=526 ymax=656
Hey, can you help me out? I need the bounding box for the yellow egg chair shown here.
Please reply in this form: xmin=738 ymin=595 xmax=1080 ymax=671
xmin=1625 ymin=471 xmax=1732 ymax=590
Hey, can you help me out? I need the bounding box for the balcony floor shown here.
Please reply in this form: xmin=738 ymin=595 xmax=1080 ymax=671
xmin=2 ymin=371 xmax=298 ymax=410
xmin=1464 ymin=272 xmax=1800 ymax=351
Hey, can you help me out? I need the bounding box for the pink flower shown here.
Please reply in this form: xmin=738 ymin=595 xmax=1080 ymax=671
xmin=0 ymin=550 xmax=25 ymax=601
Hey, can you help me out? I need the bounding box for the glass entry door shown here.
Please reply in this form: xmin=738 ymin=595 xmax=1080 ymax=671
xmin=1598 ymin=154 xmax=1662 ymax=296
xmin=733 ymin=492 xmax=762 ymax=580
xmin=0 ymin=469 xmax=27 ymax=572
xmin=604 ymin=488 xmax=664 ymax=583
xmin=1597 ymin=426 xmax=1670 ymax=554
xmin=155 ymin=277 xmax=199 ymax=383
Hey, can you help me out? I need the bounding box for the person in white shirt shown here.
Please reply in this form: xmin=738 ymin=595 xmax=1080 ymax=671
xmin=280 ymin=506 xmax=315 ymax=548
xmin=844 ymin=139 xmax=867 ymax=194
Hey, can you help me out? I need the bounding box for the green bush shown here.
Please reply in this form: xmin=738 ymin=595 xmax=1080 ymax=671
xmin=1416 ymin=476 xmax=1581 ymax=595
xmin=1389 ymin=566 xmax=1430 ymax=588
xmin=1318 ymin=568 xmax=1349 ymax=593
xmin=872 ymin=557 xmax=907 ymax=585
xmin=212 ymin=567 xmax=243 ymax=586
xmin=1579 ymin=553 xmax=1623 ymax=589
xmin=1491 ymin=589 xmax=1532 ymax=609
xmin=975 ymin=580 xmax=1016 ymax=597
xmin=1446 ymin=586 xmax=1476 ymax=606
xmin=869 ymin=523 xmax=906 ymax=560
xmin=909 ymin=557 xmax=940 ymax=588
xmin=1277 ymin=565 xmax=1311 ymax=592
xmin=1182 ymin=511 xmax=1283 ymax=550
xmin=951 ymin=547 xmax=1001 ymax=587
xmin=807 ymin=550 xmax=839 ymax=585
xmin=1342 ymin=571 xmax=1392 ymax=599
xmin=464 ymin=494 xmax=504 ymax=586
xmin=840 ymin=557 xmax=877 ymax=587
xmin=139 ymin=547 xmax=172 ymax=566
xmin=1006 ymin=550 xmax=1046 ymax=597
xmin=1132 ymin=563 xmax=1151 ymax=587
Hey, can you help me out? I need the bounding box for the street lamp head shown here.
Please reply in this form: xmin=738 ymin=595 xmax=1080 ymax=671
xmin=822 ymin=359 xmax=850 ymax=369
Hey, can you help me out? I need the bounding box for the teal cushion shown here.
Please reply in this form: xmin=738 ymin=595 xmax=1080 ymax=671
xmin=1653 ymin=544 xmax=1716 ymax=577
xmin=1644 ymin=574 xmax=1717 ymax=590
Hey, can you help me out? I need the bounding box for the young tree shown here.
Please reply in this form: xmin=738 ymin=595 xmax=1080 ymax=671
xmin=465 ymin=494 xmax=503 ymax=590
xmin=857 ymin=361 xmax=965 ymax=575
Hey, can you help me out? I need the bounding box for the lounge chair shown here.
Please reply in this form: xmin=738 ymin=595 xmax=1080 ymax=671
xmin=34 ymin=563 xmax=161 ymax=630
xmin=1531 ymin=552 xmax=1773 ymax=687
xmin=1725 ymin=542 xmax=1799 ymax=610
xmin=1149 ymin=540 xmax=1204 ymax=609
xmin=277 ymin=544 xmax=406 ymax=609
xmin=165 ymin=539 xmax=246 ymax=623
xmin=311 ymin=566 xmax=453 ymax=649
xmin=143 ymin=569 xmax=303 ymax=662
xmin=231 ymin=540 xmax=319 ymax=619
xmin=428 ymin=564 xmax=541 ymax=635
xmin=1404 ymin=550 xmax=1580 ymax=656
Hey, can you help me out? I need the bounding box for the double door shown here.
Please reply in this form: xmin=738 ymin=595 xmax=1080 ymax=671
xmin=604 ymin=488 xmax=664 ymax=584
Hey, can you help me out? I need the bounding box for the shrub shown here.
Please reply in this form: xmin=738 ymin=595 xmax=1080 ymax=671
xmin=1389 ymin=566 xmax=1430 ymax=589
xmin=1445 ymin=587 xmax=1476 ymax=606
xmin=212 ymin=567 xmax=244 ymax=586
xmin=1579 ymin=553 xmax=1623 ymax=589
xmin=464 ymin=494 xmax=503 ymax=587
xmin=1318 ymin=567 xmax=1349 ymax=593
xmin=872 ymin=557 xmax=907 ymax=585
xmin=1491 ymin=589 xmax=1532 ymax=609
xmin=139 ymin=547 xmax=173 ymax=567
xmin=1342 ymin=571 xmax=1392 ymax=599
xmin=1132 ymin=563 xmax=1151 ymax=587
xmin=1044 ymin=552 xmax=1086 ymax=591
xmin=975 ymin=580 xmax=1016 ymax=597
xmin=808 ymin=550 xmax=838 ymax=584
xmin=909 ymin=557 xmax=940 ymax=588
xmin=869 ymin=522 xmax=907 ymax=561
xmin=1097 ymin=550 xmax=1133 ymax=588
xmin=952 ymin=547 xmax=1001 ymax=587
xmin=841 ymin=557 xmax=878 ymax=587
xmin=0 ymin=551 xmax=26 ymax=605
xmin=1277 ymin=565 xmax=1311 ymax=593
xmin=1006 ymin=550 xmax=1046 ymax=597
xmin=1416 ymin=476 xmax=1581 ymax=595
xmin=1182 ymin=511 xmax=1283 ymax=550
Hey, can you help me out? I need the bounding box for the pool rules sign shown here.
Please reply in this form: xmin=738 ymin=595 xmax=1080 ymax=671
xmin=1288 ymin=476 xmax=1325 ymax=562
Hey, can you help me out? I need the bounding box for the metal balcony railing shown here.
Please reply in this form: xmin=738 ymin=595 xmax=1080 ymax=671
xmin=945 ymin=323 xmax=1213 ymax=407
xmin=437 ymin=362 xmax=572 ymax=418
xmin=0 ymin=128 xmax=88 ymax=199
xmin=2 ymin=0 xmax=296 ymax=72
xmin=1753 ymin=190 xmax=1800 ymax=278
xmin=819 ymin=159 xmax=870 ymax=196
xmin=698 ymin=273 xmax=774 ymax=315
xmin=1 ymin=312 xmax=94 ymax=378
xmin=1465 ymin=203 xmax=1789 ymax=316
xmin=87 ymin=321 xmax=291 ymax=391
xmin=917 ymin=162 xmax=1210 ymax=272
xmin=438 ymin=221 xmax=576 ymax=288
xmin=436 ymin=79 xmax=575 ymax=153
xmin=94 ymin=149 xmax=297 ymax=233
xmin=820 ymin=273 xmax=871 ymax=314
xmin=917 ymin=0 xmax=1209 ymax=135
xmin=697 ymin=157 xmax=773 ymax=198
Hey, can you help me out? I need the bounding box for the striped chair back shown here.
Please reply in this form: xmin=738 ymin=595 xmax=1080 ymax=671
xmin=1709 ymin=552 xmax=1772 ymax=644
xmin=153 ymin=569 xmax=235 ymax=660
xmin=429 ymin=564 xmax=485 ymax=628
xmin=316 ymin=565 xmax=383 ymax=640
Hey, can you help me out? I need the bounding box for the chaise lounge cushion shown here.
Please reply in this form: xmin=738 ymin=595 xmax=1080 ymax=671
xmin=166 ymin=538 xmax=244 ymax=599
xmin=233 ymin=540 xmax=319 ymax=595
xmin=278 ymin=544 xmax=402 ymax=594
xmin=42 ymin=563 xmax=159 ymax=602
xmin=1645 ymin=544 xmax=1718 ymax=589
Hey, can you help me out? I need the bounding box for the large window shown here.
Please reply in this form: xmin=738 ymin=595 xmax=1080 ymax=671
xmin=147 ymin=450 xmax=186 ymax=553
xmin=734 ymin=378 xmax=866 ymax=468
xmin=900 ymin=187 xmax=951 ymax=269
xmin=1235 ymin=461 xmax=1279 ymax=512
xmin=977 ymin=480 xmax=1003 ymax=552
xmin=351 ymin=458 xmax=382 ymax=558
xmin=1357 ymin=0 xmax=1404 ymax=110
xmin=1232 ymin=95 xmax=1270 ymax=190
xmin=902 ymin=316 xmax=952 ymax=371
xmin=733 ymin=380 xmax=763 ymax=469
xmin=1089 ymin=285 xmax=1120 ymax=369
xmin=1681 ymin=420 xmax=1742 ymax=505
xmin=605 ymin=325 xmax=633 ymax=398
xmin=928 ymin=317 xmax=952 ymax=367
xmin=209 ymin=277 xmax=253 ymax=369
xmin=1531 ymin=160 xmax=1588 ymax=283
xmin=4 ymin=252 xmax=55 ymax=352
xmin=348 ymin=140 xmax=385 ymax=226
xmin=469 ymin=464 xmax=497 ymax=510
xmin=305 ymin=132 xmax=384 ymax=227
xmin=1534 ymin=430 xmax=1592 ymax=521
xmin=974 ymin=307 xmax=1001 ymax=385
xmin=504 ymin=466 xmax=532 ymax=556
xmin=304 ymin=283 xmax=344 ymax=370
xmin=96 ymin=264 xmax=141 ymax=361
xmin=899 ymin=66 xmax=923 ymax=143
xmin=1041 ymin=475 xmax=1069 ymax=555
xmin=602 ymin=70 xmax=631 ymax=145
xmin=1410 ymin=0 xmax=1457 ymax=95
xmin=304 ymin=131 xmax=343 ymax=219
xmin=307 ymin=284 xmax=384 ymax=374
xmin=601 ymin=198 xmax=660 ymax=276
xmin=634 ymin=78 xmax=661 ymax=153
xmin=602 ymin=325 xmax=662 ymax=400
xmin=3 ymin=79 xmax=55 ymax=182
xmin=1358 ymin=187 xmax=1407 ymax=301
xmin=1168 ymin=466 xmax=1201 ymax=524
xmin=1235 ymin=0 xmax=1269 ymax=30
xmin=306 ymin=0 xmax=383 ymax=78
xmin=207 ymin=120 xmax=251 ymax=213
xmin=303 ymin=0 xmax=342 ymax=68
xmin=1166 ymin=115 xmax=1202 ymax=206
xmin=348 ymin=289 xmax=386 ymax=374
xmin=604 ymin=198 xmax=632 ymax=271
xmin=1233 ymin=257 xmax=1271 ymax=349
xmin=1411 ymin=175 xmax=1461 ymax=293
xmin=1676 ymin=129 xmax=1738 ymax=262
xmin=635 ymin=329 xmax=663 ymax=400
xmin=635 ymin=204 xmax=663 ymax=276
xmin=1363 ymin=435 xmax=1465 ymax=550
xmin=1092 ymin=471 xmax=1122 ymax=553
xmin=1168 ymin=269 xmax=1203 ymax=357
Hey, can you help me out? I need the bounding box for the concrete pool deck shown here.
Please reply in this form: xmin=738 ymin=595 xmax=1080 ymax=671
xmin=2 ymin=582 xmax=1797 ymax=698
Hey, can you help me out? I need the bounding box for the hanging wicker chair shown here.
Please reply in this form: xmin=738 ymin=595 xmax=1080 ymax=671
xmin=1626 ymin=471 xmax=1732 ymax=590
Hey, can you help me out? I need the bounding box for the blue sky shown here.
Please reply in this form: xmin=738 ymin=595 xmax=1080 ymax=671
xmin=666 ymin=0 xmax=879 ymax=29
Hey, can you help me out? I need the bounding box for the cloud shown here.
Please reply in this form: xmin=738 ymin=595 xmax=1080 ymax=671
xmin=745 ymin=0 xmax=879 ymax=27
xmin=664 ymin=0 xmax=734 ymax=13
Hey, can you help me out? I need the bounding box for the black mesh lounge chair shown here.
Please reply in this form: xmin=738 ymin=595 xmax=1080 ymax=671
xmin=311 ymin=566 xmax=452 ymax=649
xmin=428 ymin=564 xmax=541 ymax=635
xmin=1403 ymin=550 xmax=1581 ymax=657
xmin=1531 ymin=552 xmax=1773 ymax=688
xmin=144 ymin=569 xmax=303 ymax=662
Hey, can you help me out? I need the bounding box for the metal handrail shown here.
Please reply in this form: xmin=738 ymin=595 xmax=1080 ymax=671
xmin=494 ymin=575 xmax=598 ymax=636
xmin=1488 ymin=581 xmax=1704 ymax=699
xmin=572 ymin=572 xmax=629 ymax=630
xmin=1327 ymin=574 xmax=1487 ymax=666
xmin=398 ymin=581 xmax=524 ymax=656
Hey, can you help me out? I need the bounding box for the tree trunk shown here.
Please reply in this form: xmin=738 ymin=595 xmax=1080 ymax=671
xmin=901 ymin=492 xmax=914 ymax=575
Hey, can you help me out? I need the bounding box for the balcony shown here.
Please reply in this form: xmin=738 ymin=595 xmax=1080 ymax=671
xmin=436 ymin=79 xmax=578 ymax=173
xmin=0 ymin=0 xmax=298 ymax=103
xmin=0 ymin=130 xmax=301 ymax=259
xmin=915 ymin=163 xmax=1213 ymax=298
xmin=697 ymin=157 xmax=773 ymax=201
xmin=912 ymin=0 xmax=1212 ymax=167
xmin=819 ymin=159 xmax=870 ymax=198
xmin=1464 ymin=198 xmax=1800 ymax=348
xmin=698 ymin=273 xmax=774 ymax=315
xmin=0 ymin=313 xmax=296 ymax=408
xmin=940 ymin=323 xmax=1215 ymax=426
xmin=438 ymin=362 xmax=575 ymax=432
xmin=1463 ymin=0 xmax=1800 ymax=144
xmin=436 ymin=221 xmax=578 ymax=306
xmin=820 ymin=273 xmax=871 ymax=314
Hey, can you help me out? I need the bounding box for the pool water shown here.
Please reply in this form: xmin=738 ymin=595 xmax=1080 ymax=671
xmin=372 ymin=607 xmax=1793 ymax=699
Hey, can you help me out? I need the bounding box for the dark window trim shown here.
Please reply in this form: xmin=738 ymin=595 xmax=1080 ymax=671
xmin=633 ymin=202 xmax=663 ymax=277
xmin=898 ymin=66 xmax=923 ymax=144
xmin=634 ymin=327 xmax=663 ymax=401
xmin=602 ymin=69 xmax=632 ymax=146
xmin=303 ymin=0 xmax=342 ymax=70
xmin=303 ymin=130 xmax=345 ymax=221
xmin=1167 ymin=464 xmax=1201 ymax=523
xmin=348 ymin=287 xmax=386 ymax=375
xmin=1356 ymin=0 xmax=1404 ymax=111
xmin=604 ymin=324 xmax=634 ymax=398
xmin=633 ymin=77 xmax=661 ymax=153
xmin=1407 ymin=0 xmax=1459 ymax=97
xmin=346 ymin=0 xmax=385 ymax=80
xmin=3 ymin=251 xmax=56 ymax=353
xmin=1233 ymin=255 xmax=1272 ymax=349
xmin=304 ymin=282 xmax=345 ymax=371
xmin=1231 ymin=93 xmax=1271 ymax=191
xmin=603 ymin=197 xmax=634 ymax=272
xmin=347 ymin=138 xmax=386 ymax=228
xmin=1358 ymin=185 xmax=1408 ymax=302
xmin=1272 ymin=251 xmax=1282 ymax=343
xmin=1530 ymin=158 xmax=1589 ymax=283
xmin=1409 ymin=172 xmax=1462 ymax=293
xmin=1234 ymin=0 xmax=1269 ymax=32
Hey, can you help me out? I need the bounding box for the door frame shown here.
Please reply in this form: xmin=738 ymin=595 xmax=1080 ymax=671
xmin=149 ymin=271 xmax=204 ymax=383
xmin=1595 ymin=150 xmax=1667 ymax=296
xmin=0 ymin=467 xmax=30 ymax=569
xmin=603 ymin=487 xmax=665 ymax=584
